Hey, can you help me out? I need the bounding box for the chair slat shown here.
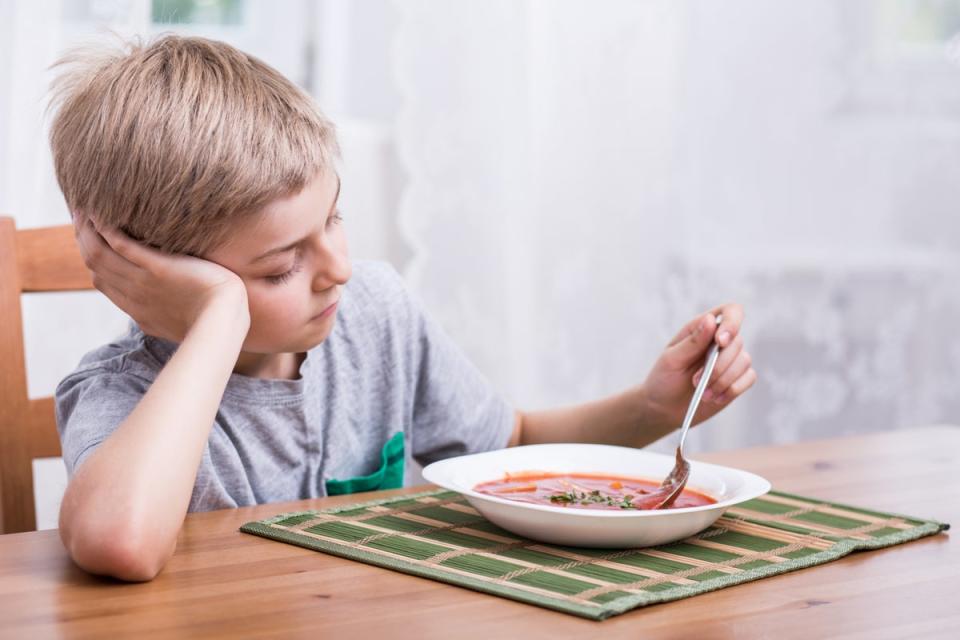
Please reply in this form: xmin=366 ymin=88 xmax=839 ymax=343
xmin=16 ymin=224 xmax=93 ymax=292
xmin=0 ymin=217 xmax=36 ymax=532
xmin=1 ymin=216 xmax=87 ymax=533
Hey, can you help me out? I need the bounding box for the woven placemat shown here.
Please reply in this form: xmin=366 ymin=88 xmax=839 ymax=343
xmin=240 ymin=488 xmax=948 ymax=620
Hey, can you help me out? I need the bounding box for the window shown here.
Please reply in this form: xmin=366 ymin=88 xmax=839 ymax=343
xmin=840 ymin=0 xmax=960 ymax=118
xmin=151 ymin=0 xmax=244 ymax=25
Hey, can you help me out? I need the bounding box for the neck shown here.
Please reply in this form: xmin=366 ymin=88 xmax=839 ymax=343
xmin=233 ymin=351 xmax=306 ymax=380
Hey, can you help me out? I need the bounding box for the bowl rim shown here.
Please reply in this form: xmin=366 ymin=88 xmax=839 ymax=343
xmin=421 ymin=443 xmax=772 ymax=519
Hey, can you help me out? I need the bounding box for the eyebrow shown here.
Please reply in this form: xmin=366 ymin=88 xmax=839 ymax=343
xmin=249 ymin=176 xmax=341 ymax=265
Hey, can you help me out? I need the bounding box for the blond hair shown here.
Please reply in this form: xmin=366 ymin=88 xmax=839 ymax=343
xmin=48 ymin=34 xmax=339 ymax=255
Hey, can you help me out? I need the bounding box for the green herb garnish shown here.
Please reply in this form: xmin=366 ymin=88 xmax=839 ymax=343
xmin=548 ymin=490 xmax=639 ymax=509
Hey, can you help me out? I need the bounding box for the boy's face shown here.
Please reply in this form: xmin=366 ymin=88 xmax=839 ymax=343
xmin=206 ymin=169 xmax=351 ymax=356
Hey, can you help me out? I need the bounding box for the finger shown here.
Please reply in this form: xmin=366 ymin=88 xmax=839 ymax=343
xmin=77 ymin=217 xmax=141 ymax=277
xmin=709 ymin=303 xmax=743 ymax=348
xmin=95 ymin=222 xmax=163 ymax=270
xmin=663 ymin=313 xmax=718 ymax=370
xmin=715 ymin=368 xmax=758 ymax=404
xmin=75 ymin=217 xmax=115 ymax=271
xmin=700 ymin=334 xmax=744 ymax=387
xmin=667 ymin=313 xmax=706 ymax=347
xmin=709 ymin=350 xmax=752 ymax=400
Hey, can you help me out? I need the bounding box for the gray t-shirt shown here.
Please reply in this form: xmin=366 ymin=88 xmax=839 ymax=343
xmin=55 ymin=260 xmax=514 ymax=512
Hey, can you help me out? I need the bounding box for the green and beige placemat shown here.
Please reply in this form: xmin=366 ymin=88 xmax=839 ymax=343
xmin=240 ymin=488 xmax=949 ymax=620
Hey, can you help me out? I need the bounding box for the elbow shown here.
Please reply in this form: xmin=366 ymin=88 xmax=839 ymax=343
xmin=60 ymin=515 xmax=173 ymax=582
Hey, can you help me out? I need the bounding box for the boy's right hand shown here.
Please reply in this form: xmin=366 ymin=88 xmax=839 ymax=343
xmin=74 ymin=212 xmax=250 ymax=343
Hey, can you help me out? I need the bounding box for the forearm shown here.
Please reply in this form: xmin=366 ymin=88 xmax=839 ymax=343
xmin=514 ymin=384 xmax=675 ymax=449
xmin=59 ymin=296 xmax=249 ymax=581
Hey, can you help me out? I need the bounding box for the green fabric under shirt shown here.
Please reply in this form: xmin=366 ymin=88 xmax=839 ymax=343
xmin=326 ymin=432 xmax=405 ymax=496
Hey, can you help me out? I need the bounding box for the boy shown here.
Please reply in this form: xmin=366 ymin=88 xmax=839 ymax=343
xmin=49 ymin=36 xmax=755 ymax=582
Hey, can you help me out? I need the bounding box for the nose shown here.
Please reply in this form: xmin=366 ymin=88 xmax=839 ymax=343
xmin=310 ymin=233 xmax=351 ymax=293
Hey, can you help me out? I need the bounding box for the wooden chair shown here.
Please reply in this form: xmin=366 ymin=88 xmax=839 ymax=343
xmin=0 ymin=215 xmax=92 ymax=533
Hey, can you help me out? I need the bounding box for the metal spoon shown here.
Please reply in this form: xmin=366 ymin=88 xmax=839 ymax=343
xmin=650 ymin=315 xmax=724 ymax=510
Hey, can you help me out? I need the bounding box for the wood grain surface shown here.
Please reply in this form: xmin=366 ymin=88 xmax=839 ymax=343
xmin=0 ymin=426 xmax=956 ymax=639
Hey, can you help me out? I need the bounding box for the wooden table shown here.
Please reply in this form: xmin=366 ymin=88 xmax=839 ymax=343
xmin=1 ymin=427 xmax=957 ymax=638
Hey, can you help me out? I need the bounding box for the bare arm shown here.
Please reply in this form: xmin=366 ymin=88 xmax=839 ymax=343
xmin=509 ymin=307 xmax=757 ymax=449
xmin=58 ymin=217 xmax=250 ymax=581
xmin=58 ymin=294 xmax=247 ymax=581
xmin=509 ymin=385 xmax=669 ymax=449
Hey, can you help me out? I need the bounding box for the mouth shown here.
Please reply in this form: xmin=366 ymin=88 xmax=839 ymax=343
xmin=312 ymin=299 xmax=339 ymax=321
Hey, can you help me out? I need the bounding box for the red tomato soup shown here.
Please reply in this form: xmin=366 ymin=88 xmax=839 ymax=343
xmin=474 ymin=472 xmax=716 ymax=510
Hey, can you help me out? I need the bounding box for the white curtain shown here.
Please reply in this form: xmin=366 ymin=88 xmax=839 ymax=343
xmin=6 ymin=0 xmax=960 ymax=527
xmin=392 ymin=0 xmax=960 ymax=454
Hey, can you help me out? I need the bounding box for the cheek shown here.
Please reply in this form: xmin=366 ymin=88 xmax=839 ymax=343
xmin=247 ymin=285 xmax=308 ymax=333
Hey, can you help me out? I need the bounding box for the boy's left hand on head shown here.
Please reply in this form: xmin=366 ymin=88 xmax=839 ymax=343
xmin=642 ymin=303 xmax=757 ymax=431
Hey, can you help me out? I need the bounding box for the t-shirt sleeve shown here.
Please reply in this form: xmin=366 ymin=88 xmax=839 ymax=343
xmin=371 ymin=264 xmax=515 ymax=466
xmin=55 ymin=366 xmax=148 ymax=477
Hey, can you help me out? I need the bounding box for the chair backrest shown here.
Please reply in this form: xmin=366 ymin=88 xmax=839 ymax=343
xmin=0 ymin=215 xmax=92 ymax=533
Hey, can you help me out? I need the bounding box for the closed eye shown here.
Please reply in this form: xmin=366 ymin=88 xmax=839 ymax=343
xmin=265 ymin=247 xmax=303 ymax=285
xmin=262 ymin=210 xmax=342 ymax=285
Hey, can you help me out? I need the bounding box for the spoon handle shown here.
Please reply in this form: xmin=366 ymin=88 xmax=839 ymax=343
xmin=676 ymin=316 xmax=723 ymax=454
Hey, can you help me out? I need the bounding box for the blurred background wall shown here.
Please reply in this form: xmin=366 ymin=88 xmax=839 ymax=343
xmin=2 ymin=0 xmax=959 ymax=529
